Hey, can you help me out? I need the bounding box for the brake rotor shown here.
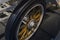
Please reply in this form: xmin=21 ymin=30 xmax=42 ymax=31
xmin=17 ymin=4 xmax=44 ymax=40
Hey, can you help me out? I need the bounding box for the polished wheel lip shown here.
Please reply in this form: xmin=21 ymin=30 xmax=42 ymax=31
xmin=16 ymin=4 xmax=44 ymax=40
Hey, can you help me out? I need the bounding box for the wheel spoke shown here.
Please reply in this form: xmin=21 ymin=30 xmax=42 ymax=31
xmin=30 ymin=10 xmax=41 ymax=22
xmin=22 ymin=20 xmax=27 ymax=24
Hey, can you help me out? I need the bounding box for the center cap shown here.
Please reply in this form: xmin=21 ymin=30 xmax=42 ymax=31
xmin=28 ymin=20 xmax=35 ymax=29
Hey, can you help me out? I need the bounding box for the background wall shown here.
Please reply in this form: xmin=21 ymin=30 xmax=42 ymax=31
xmin=0 ymin=0 xmax=9 ymax=4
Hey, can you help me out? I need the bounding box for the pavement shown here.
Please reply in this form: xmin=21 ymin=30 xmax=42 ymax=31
xmin=0 ymin=11 xmax=11 ymax=40
xmin=0 ymin=18 xmax=8 ymax=40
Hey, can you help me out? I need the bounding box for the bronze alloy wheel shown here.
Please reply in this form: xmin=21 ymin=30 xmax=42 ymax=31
xmin=17 ymin=4 xmax=44 ymax=40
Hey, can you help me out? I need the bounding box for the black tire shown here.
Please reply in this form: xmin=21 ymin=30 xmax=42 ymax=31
xmin=5 ymin=0 xmax=46 ymax=40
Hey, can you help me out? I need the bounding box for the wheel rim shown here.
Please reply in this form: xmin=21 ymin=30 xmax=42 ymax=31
xmin=17 ymin=4 xmax=44 ymax=40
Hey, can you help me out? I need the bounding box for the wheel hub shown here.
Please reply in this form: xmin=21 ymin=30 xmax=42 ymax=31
xmin=28 ymin=19 xmax=35 ymax=29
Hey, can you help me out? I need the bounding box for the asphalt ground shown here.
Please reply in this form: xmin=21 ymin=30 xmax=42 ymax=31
xmin=0 ymin=19 xmax=8 ymax=40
